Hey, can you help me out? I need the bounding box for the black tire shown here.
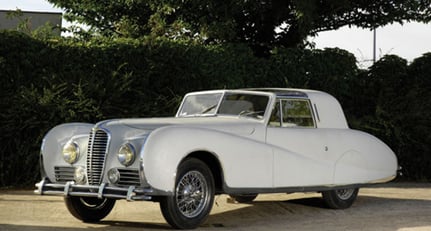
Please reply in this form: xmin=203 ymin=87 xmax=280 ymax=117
xmin=322 ymin=188 xmax=359 ymax=209
xmin=160 ymin=158 xmax=215 ymax=229
xmin=229 ymin=194 xmax=258 ymax=203
xmin=64 ymin=196 xmax=116 ymax=222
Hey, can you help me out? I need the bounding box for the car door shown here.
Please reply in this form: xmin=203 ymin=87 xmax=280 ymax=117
xmin=266 ymin=98 xmax=334 ymax=188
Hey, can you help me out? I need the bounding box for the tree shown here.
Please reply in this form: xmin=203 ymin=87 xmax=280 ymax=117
xmin=49 ymin=0 xmax=155 ymax=37
xmin=50 ymin=0 xmax=430 ymax=55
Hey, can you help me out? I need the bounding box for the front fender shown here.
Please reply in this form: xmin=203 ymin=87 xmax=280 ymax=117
xmin=142 ymin=125 xmax=272 ymax=193
xmin=41 ymin=123 xmax=93 ymax=182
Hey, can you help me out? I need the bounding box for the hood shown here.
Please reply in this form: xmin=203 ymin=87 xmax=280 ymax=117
xmin=96 ymin=116 xmax=261 ymax=136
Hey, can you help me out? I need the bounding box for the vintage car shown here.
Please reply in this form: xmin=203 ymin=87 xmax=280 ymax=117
xmin=35 ymin=88 xmax=398 ymax=229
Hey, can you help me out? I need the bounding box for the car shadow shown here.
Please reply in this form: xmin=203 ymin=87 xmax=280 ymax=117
xmin=284 ymin=196 xmax=328 ymax=208
xmin=205 ymin=195 xmax=431 ymax=229
xmin=1 ymin=195 xmax=431 ymax=230
xmin=0 ymin=222 xmax=170 ymax=231
xmin=97 ymin=220 xmax=170 ymax=229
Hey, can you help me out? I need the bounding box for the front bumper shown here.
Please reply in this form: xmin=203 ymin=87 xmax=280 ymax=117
xmin=34 ymin=178 xmax=153 ymax=201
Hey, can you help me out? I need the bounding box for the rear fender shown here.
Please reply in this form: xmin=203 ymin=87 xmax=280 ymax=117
xmin=334 ymin=130 xmax=398 ymax=184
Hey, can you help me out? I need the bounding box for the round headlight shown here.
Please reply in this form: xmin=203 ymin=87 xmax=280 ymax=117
xmin=62 ymin=141 xmax=80 ymax=164
xmin=117 ymin=143 xmax=136 ymax=166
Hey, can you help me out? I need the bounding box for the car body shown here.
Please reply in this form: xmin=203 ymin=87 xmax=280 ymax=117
xmin=35 ymin=88 xmax=398 ymax=229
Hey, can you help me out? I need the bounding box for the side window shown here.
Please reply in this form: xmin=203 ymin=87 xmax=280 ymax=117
xmin=269 ymin=101 xmax=281 ymax=127
xmin=281 ymin=99 xmax=315 ymax=128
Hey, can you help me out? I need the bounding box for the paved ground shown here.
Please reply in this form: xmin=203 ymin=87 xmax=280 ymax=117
xmin=0 ymin=183 xmax=430 ymax=230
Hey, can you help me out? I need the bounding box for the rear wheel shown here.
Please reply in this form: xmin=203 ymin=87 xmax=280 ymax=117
xmin=160 ymin=158 xmax=215 ymax=229
xmin=322 ymin=188 xmax=359 ymax=209
xmin=64 ymin=196 xmax=116 ymax=222
xmin=229 ymin=194 xmax=258 ymax=203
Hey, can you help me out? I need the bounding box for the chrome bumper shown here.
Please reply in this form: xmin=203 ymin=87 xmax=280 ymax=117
xmin=34 ymin=178 xmax=153 ymax=201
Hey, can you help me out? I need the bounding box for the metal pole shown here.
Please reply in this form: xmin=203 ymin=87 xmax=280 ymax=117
xmin=373 ymin=28 xmax=376 ymax=63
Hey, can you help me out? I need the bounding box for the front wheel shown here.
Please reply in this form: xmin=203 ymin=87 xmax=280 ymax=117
xmin=64 ymin=196 xmax=116 ymax=222
xmin=322 ymin=188 xmax=359 ymax=209
xmin=160 ymin=158 xmax=215 ymax=229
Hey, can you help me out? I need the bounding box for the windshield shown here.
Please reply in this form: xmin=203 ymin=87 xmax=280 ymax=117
xmin=178 ymin=92 xmax=269 ymax=119
xmin=178 ymin=93 xmax=223 ymax=117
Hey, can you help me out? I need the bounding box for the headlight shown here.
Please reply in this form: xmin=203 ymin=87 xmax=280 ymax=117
xmin=117 ymin=143 xmax=136 ymax=166
xmin=62 ymin=141 xmax=80 ymax=164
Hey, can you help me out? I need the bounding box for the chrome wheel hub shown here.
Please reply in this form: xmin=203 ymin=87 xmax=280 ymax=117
xmin=335 ymin=188 xmax=355 ymax=200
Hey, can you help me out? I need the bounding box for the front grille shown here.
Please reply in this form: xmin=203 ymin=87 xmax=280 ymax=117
xmin=118 ymin=169 xmax=140 ymax=186
xmin=86 ymin=129 xmax=109 ymax=185
xmin=54 ymin=166 xmax=74 ymax=182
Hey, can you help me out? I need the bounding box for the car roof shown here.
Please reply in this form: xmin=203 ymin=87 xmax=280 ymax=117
xmin=183 ymin=88 xmax=349 ymax=129
xmin=245 ymin=88 xmax=349 ymax=129
xmin=244 ymin=88 xmax=309 ymax=98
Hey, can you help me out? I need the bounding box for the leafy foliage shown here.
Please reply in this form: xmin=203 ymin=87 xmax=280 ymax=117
xmin=48 ymin=0 xmax=431 ymax=55
xmin=346 ymin=54 xmax=431 ymax=181
xmin=0 ymin=31 xmax=430 ymax=187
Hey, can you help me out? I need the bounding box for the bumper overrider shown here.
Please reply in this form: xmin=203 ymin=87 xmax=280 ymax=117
xmin=35 ymin=178 xmax=154 ymax=201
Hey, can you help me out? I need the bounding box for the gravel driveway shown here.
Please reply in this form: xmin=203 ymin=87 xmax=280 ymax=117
xmin=0 ymin=183 xmax=430 ymax=230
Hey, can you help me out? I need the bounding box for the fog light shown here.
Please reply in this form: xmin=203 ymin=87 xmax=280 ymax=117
xmin=108 ymin=168 xmax=120 ymax=184
xmin=74 ymin=166 xmax=86 ymax=184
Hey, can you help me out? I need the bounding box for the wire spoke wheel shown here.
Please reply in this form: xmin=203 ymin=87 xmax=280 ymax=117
xmin=334 ymin=188 xmax=355 ymax=200
xmin=322 ymin=188 xmax=359 ymax=209
xmin=160 ymin=158 xmax=215 ymax=229
xmin=176 ymin=170 xmax=209 ymax=218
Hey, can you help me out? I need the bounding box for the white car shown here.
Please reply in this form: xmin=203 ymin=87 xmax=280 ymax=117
xmin=35 ymin=88 xmax=398 ymax=229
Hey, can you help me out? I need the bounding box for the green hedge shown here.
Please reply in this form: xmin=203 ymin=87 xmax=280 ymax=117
xmin=0 ymin=31 xmax=430 ymax=187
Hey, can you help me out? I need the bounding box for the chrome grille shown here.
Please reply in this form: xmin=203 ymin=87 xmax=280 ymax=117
xmin=54 ymin=166 xmax=74 ymax=182
xmin=86 ymin=129 xmax=109 ymax=185
xmin=118 ymin=169 xmax=140 ymax=186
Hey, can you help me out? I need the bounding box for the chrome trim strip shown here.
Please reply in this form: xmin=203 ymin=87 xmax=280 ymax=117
xmin=223 ymin=181 xmax=397 ymax=195
xmin=313 ymin=103 xmax=321 ymax=122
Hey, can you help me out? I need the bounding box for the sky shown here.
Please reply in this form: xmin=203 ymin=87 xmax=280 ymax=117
xmin=1 ymin=0 xmax=430 ymax=67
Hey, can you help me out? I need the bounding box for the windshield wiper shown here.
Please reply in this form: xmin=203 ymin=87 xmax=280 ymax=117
xmin=239 ymin=110 xmax=265 ymax=119
xmin=200 ymin=104 xmax=218 ymax=114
